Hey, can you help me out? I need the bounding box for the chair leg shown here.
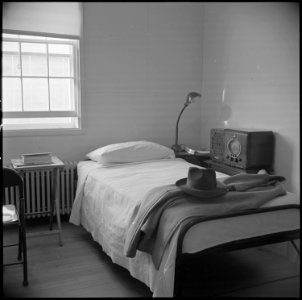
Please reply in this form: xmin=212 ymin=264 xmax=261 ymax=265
xmin=18 ymin=226 xmax=22 ymax=261
xmin=21 ymin=226 xmax=28 ymax=286
xmin=20 ymin=210 xmax=28 ymax=286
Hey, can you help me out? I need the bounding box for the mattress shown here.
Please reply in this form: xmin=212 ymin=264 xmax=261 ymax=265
xmin=69 ymin=159 xmax=300 ymax=297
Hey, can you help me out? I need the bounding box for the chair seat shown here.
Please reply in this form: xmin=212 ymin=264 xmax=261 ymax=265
xmin=3 ymin=205 xmax=19 ymax=223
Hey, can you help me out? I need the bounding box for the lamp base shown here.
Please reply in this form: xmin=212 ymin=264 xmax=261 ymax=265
xmin=171 ymin=144 xmax=184 ymax=153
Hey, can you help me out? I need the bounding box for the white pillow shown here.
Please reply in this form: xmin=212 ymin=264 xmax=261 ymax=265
xmin=86 ymin=141 xmax=175 ymax=164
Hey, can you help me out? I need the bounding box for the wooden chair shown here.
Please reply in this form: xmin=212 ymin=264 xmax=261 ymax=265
xmin=3 ymin=167 xmax=28 ymax=286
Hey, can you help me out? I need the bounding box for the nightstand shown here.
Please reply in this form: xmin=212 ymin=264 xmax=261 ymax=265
xmin=204 ymin=159 xmax=262 ymax=176
xmin=11 ymin=156 xmax=64 ymax=246
xmin=175 ymin=151 xmax=211 ymax=168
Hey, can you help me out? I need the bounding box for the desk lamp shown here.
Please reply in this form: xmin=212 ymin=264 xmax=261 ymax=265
xmin=171 ymin=92 xmax=202 ymax=153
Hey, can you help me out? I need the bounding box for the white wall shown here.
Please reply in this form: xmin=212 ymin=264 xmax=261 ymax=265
xmin=3 ymin=3 xmax=204 ymax=164
xmin=81 ymin=2 xmax=204 ymax=152
xmin=200 ymin=3 xmax=299 ymax=194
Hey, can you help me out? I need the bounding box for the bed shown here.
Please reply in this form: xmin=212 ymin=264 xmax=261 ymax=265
xmin=69 ymin=141 xmax=300 ymax=297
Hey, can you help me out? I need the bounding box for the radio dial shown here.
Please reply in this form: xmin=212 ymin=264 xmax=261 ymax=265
xmin=227 ymin=136 xmax=241 ymax=158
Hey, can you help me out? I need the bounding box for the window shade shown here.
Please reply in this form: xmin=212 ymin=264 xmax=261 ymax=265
xmin=3 ymin=2 xmax=82 ymax=37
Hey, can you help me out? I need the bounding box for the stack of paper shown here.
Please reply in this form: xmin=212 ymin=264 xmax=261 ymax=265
xmin=21 ymin=152 xmax=52 ymax=165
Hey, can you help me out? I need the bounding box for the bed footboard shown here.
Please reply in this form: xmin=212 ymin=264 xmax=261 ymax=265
xmin=173 ymin=204 xmax=300 ymax=297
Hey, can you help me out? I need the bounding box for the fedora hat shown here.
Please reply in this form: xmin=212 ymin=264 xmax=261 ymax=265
xmin=176 ymin=167 xmax=227 ymax=198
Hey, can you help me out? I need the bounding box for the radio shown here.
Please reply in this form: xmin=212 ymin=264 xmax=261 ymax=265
xmin=210 ymin=128 xmax=274 ymax=170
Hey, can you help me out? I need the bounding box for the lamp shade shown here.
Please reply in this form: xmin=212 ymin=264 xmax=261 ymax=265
xmin=185 ymin=92 xmax=201 ymax=105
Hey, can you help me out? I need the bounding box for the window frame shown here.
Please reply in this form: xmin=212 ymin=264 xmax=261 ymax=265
xmin=1 ymin=30 xmax=83 ymax=136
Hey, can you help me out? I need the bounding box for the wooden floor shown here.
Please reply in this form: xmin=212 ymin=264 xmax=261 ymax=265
xmin=3 ymin=217 xmax=300 ymax=298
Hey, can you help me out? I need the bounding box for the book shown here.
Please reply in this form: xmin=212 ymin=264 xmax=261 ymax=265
xmin=21 ymin=152 xmax=52 ymax=165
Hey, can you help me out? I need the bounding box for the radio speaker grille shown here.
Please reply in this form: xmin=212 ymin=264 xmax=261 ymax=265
xmin=210 ymin=128 xmax=225 ymax=162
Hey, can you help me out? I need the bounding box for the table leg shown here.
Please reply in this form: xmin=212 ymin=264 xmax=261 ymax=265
xmin=54 ymin=168 xmax=63 ymax=246
xmin=49 ymin=168 xmax=63 ymax=246
xmin=49 ymin=169 xmax=56 ymax=230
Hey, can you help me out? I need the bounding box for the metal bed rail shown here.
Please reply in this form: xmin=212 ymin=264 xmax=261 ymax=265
xmin=173 ymin=204 xmax=300 ymax=297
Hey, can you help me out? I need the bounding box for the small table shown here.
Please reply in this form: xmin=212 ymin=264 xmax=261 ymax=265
xmin=175 ymin=151 xmax=211 ymax=168
xmin=11 ymin=156 xmax=64 ymax=246
xmin=204 ymin=159 xmax=261 ymax=176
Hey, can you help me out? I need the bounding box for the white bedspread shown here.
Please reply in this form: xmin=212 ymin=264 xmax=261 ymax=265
xmin=69 ymin=159 xmax=300 ymax=297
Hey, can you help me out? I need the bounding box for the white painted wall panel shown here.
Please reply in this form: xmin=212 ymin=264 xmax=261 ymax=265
xmin=200 ymin=3 xmax=299 ymax=193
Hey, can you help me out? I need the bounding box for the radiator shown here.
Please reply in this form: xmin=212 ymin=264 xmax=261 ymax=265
xmin=3 ymin=161 xmax=78 ymax=219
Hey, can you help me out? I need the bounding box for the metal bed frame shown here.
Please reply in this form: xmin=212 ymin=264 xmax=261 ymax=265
xmin=173 ymin=204 xmax=300 ymax=297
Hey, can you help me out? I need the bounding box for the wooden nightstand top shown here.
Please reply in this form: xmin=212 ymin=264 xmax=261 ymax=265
xmin=175 ymin=150 xmax=210 ymax=157
xmin=175 ymin=151 xmax=211 ymax=168
xmin=204 ymin=160 xmax=260 ymax=176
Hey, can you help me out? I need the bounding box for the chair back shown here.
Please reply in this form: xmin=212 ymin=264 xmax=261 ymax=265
xmin=3 ymin=168 xmax=24 ymax=199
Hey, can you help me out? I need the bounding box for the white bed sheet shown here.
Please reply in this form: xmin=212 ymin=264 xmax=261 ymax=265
xmin=69 ymin=159 xmax=300 ymax=297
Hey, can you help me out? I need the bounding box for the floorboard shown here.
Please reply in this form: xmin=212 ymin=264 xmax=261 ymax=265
xmin=3 ymin=217 xmax=300 ymax=298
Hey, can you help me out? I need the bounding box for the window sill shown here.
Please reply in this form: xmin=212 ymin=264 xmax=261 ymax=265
xmin=3 ymin=127 xmax=85 ymax=137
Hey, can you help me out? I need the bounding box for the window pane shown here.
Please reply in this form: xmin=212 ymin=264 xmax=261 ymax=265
xmin=2 ymin=42 xmax=21 ymax=76
xmin=49 ymin=55 xmax=73 ymax=77
xmin=2 ymin=78 xmax=22 ymax=111
xmin=50 ymin=79 xmax=75 ymax=110
xmin=2 ymin=54 xmax=21 ymax=76
xmin=49 ymin=44 xmax=72 ymax=55
xmin=22 ymin=54 xmax=48 ymax=76
xmin=21 ymin=42 xmax=46 ymax=53
xmin=23 ymin=78 xmax=49 ymax=111
xmin=2 ymin=41 xmax=19 ymax=52
xmin=49 ymin=44 xmax=74 ymax=77
xmin=21 ymin=43 xmax=47 ymax=76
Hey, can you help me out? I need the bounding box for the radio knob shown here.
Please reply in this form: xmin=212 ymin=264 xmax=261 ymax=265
xmin=235 ymin=158 xmax=238 ymax=162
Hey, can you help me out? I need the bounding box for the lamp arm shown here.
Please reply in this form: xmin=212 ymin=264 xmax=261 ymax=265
xmin=175 ymin=104 xmax=188 ymax=146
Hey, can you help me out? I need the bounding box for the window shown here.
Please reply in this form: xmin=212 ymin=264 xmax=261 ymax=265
xmin=1 ymin=33 xmax=81 ymax=131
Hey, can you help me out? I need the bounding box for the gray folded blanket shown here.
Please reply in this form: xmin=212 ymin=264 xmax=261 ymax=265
xmin=124 ymin=173 xmax=286 ymax=269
